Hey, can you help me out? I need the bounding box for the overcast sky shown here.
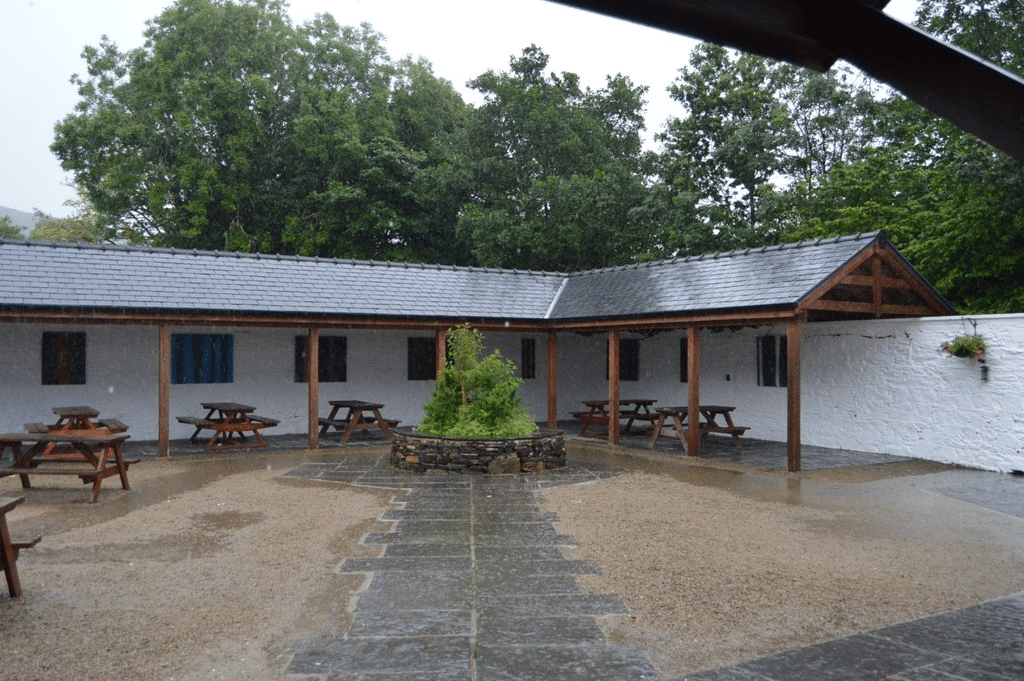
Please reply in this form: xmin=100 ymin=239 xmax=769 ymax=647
xmin=0 ymin=0 xmax=919 ymax=218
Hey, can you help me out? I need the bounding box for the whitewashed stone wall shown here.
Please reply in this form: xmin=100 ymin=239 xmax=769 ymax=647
xmin=2 ymin=315 xmax=1022 ymax=472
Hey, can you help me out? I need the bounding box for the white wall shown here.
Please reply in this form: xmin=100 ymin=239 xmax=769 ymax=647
xmin=3 ymin=316 xmax=1022 ymax=472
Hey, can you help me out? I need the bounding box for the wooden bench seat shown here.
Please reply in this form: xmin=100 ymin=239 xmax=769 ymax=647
xmin=703 ymin=425 xmax=750 ymax=446
xmin=10 ymin=535 xmax=41 ymax=560
xmin=23 ymin=423 xmax=48 ymax=433
xmin=248 ymin=415 xmax=280 ymax=426
xmin=176 ymin=416 xmax=215 ymax=428
xmin=98 ymin=418 xmax=129 ymax=432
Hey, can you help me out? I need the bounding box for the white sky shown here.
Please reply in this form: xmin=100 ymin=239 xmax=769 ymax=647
xmin=0 ymin=0 xmax=919 ymax=217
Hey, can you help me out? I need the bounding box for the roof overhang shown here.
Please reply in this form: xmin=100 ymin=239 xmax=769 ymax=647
xmin=547 ymin=0 xmax=1024 ymax=163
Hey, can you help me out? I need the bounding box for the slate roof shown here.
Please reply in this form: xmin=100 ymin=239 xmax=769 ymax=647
xmin=0 ymin=241 xmax=565 ymax=321
xmin=0 ymin=231 xmax=945 ymax=323
xmin=553 ymin=232 xmax=892 ymax=320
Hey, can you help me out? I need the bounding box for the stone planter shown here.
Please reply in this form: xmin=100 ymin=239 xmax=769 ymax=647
xmin=390 ymin=427 xmax=566 ymax=474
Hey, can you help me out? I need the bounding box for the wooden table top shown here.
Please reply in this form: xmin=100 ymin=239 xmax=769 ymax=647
xmin=201 ymin=402 xmax=256 ymax=413
xmin=328 ymin=400 xmax=384 ymax=409
xmin=52 ymin=405 xmax=100 ymax=418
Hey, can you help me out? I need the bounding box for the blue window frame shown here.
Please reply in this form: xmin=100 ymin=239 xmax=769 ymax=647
xmin=171 ymin=334 xmax=234 ymax=384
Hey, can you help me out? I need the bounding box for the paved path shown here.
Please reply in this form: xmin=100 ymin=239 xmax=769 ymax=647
xmin=283 ymin=457 xmax=1024 ymax=681
xmin=285 ymin=459 xmax=657 ymax=680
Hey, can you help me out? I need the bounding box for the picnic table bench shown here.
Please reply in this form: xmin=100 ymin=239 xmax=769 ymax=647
xmin=0 ymin=432 xmax=136 ymax=503
xmin=1 ymin=496 xmax=40 ymax=597
xmin=319 ymin=400 xmax=398 ymax=444
xmin=177 ymin=402 xmax=279 ymax=450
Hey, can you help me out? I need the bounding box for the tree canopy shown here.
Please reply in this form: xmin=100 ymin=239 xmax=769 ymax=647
xmin=49 ymin=0 xmax=1024 ymax=312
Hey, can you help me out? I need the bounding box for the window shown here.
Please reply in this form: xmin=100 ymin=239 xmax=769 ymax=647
xmin=295 ymin=335 xmax=347 ymax=382
xmin=42 ymin=331 xmax=86 ymax=385
xmin=679 ymin=337 xmax=688 ymax=383
xmin=172 ymin=333 xmax=233 ymax=384
xmin=521 ymin=338 xmax=536 ymax=379
xmin=757 ymin=335 xmax=788 ymax=387
xmin=408 ymin=337 xmax=437 ymax=380
xmin=606 ymin=337 xmax=640 ymax=382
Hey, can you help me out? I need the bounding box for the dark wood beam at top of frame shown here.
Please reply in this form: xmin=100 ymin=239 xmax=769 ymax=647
xmin=547 ymin=0 xmax=1024 ymax=163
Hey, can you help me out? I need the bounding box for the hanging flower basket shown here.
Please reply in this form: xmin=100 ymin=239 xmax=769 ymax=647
xmin=940 ymin=334 xmax=987 ymax=362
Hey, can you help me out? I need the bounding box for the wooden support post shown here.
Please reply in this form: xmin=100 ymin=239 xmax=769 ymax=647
xmin=608 ymin=330 xmax=620 ymax=445
xmin=686 ymin=326 xmax=701 ymax=457
xmin=547 ymin=331 xmax=558 ymax=430
xmin=307 ymin=327 xmax=320 ymax=451
xmin=787 ymin=317 xmax=803 ymax=472
xmin=158 ymin=325 xmax=170 ymax=457
xmin=435 ymin=328 xmax=447 ymax=377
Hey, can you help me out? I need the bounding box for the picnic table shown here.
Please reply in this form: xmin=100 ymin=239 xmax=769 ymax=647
xmin=572 ymin=399 xmax=658 ymax=438
xmin=0 ymin=432 xmax=135 ymax=503
xmin=648 ymin=405 xmax=749 ymax=450
xmin=319 ymin=400 xmax=398 ymax=444
xmin=24 ymin=405 xmax=129 ymax=460
xmin=177 ymin=402 xmax=279 ymax=450
xmin=1 ymin=496 xmax=40 ymax=597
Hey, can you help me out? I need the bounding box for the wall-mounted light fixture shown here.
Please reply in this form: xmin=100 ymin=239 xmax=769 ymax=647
xmin=981 ymin=364 xmax=990 ymax=381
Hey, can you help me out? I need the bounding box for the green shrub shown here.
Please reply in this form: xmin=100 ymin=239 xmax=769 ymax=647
xmin=419 ymin=324 xmax=537 ymax=438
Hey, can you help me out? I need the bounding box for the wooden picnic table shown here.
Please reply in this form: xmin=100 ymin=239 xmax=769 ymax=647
xmin=648 ymin=405 xmax=749 ymax=451
xmin=0 ymin=432 xmax=135 ymax=503
xmin=319 ymin=400 xmax=398 ymax=444
xmin=572 ymin=399 xmax=658 ymax=438
xmin=1 ymin=496 xmax=40 ymax=597
xmin=177 ymin=402 xmax=279 ymax=450
xmin=25 ymin=405 xmax=129 ymax=460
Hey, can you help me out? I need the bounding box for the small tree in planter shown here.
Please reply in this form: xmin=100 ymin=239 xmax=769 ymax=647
xmin=419 ymin=324 xmax=537 ymax=438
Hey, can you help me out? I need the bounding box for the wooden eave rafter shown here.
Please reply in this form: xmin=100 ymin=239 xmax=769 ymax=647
xmin=548 ymin=307 xmax=800 ymax=332
xmin=0 ymin=309 xmax=553 ymax=333
xmin=799 ymin=241 xmax=952 ymax=319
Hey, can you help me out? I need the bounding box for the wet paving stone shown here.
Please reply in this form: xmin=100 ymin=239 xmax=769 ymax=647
xmin=286 ymin=462 xmax=656 ymax=680
xmin=474 ymin=643 xmax=658 ymax=681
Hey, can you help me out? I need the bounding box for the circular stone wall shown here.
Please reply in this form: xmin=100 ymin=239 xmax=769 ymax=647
xmin=390 ymin=428 xmax=566 ymax=473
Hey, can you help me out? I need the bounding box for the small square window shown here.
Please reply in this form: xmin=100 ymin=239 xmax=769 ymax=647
xmin=42 ymin=331 xmax=86 ymax=385
xmin=172 ymin=334 xmax=233 ymax=384
xmin=606 ymin=337 xmax=640 ymax=382
xmin=295 ymin=335 xmax=347 ymax=382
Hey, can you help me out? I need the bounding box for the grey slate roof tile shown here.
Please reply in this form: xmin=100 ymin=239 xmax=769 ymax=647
xmin=0 ymin=232 xmax=918 ymax=322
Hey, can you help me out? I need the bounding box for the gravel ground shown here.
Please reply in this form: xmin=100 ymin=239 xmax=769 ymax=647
xmin=539 ymin=454 xmax=1024 ymax=677
xmin=2 ymin=448 xmax=1023 ymax=680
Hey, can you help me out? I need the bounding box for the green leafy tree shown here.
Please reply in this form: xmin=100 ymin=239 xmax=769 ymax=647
xmin=784 ymin=0 xmax=1024 ymax=313
xmin=459 ymin=46 xmax=656 ymax=271
xmin=51 ymin=0 xmax=469 ymax=262
xmin=0 ymin=216 xmax=22 ymax=239
xmin=29 ymin=188 xmax=113 ymax=243
xmin=419 ymin=324 xmax=536 ymax=438
xmin=660 ymin=44 xmax=793 ymax=250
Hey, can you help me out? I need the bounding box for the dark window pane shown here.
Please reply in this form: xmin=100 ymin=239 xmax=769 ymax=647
xmin=408 ymin=337 xmax=437 ymax=381
xmin=521 ymin=338 xmax=536 ymax=379
xmin=41 ymin=331 xmax=86 ymax=385
xmin=679 ymin=337 xmax=688 ymax=383
xmin=295 ymin=335 xmax=347 ymax=383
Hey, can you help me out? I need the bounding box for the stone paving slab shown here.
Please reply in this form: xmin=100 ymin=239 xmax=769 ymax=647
xmin=474 ymin=644 xmax=658 ymax=681
xmin=936 ymin=474 xmax=1024 ymax=520
xmin=679 ymin=593 xmax=1024 ymax=681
